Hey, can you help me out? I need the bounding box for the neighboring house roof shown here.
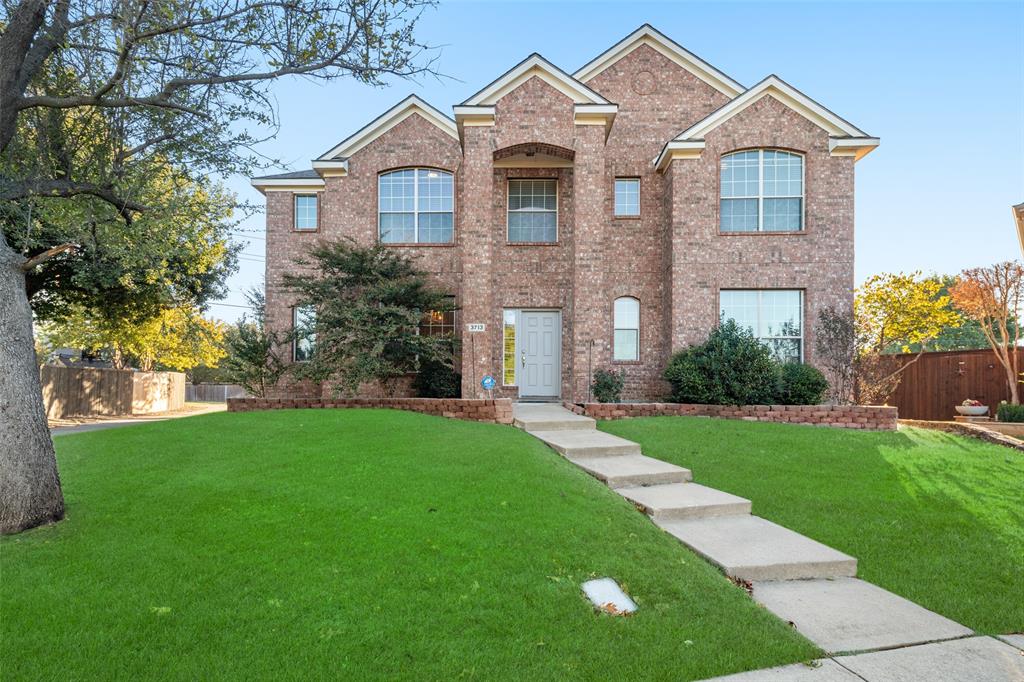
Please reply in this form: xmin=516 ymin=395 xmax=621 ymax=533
xmin=1014 ymin=202 xmax=1024 ymax=257
xmin=655 ymin=75 xmax=879 ymax=171
xmin=573 ymin=23 xmax=745 ymax=98
xmin=459 ymin=53 xmax=611 ymax=107
xmin=317 ymin=94 xmax=457 ymax=162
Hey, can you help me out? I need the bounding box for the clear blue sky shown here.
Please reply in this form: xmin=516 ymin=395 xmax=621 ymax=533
xmin=211 ymin=0 xmax=1024 ymax=322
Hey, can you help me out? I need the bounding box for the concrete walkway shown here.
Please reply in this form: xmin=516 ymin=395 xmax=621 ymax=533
xmin=512 ymin=403 xmax=1023 ymax=682
xmin=50 ymin=402 xmax=226 ymax=436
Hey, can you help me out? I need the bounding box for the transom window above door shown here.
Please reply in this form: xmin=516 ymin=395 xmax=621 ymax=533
xmin=508 ymin=179 xmax=557 ymax=243
xmin=720 ymin=150 xmax=804 ymax=232
xmin=379 ymin=168 xmax=454 ymax=244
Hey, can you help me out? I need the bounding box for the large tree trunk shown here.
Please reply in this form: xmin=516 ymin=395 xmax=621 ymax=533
xmin=0 ymin=237 xmax=65 ymax=534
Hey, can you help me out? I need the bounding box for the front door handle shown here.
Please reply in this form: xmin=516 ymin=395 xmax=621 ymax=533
xmin=521 ymin=352 xmax=526 ymax=368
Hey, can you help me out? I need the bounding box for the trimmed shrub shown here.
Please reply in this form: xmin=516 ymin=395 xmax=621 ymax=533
xmin=775 ymin=362 xmax=829 ymax=405
xmin=997 ymin=401 xmax=1024 ymax=422
xmin=663 ymin=320 xmax=778 ymax=405
xmin=412 ymin=359 xmax=461 ymax=398
xmin=592 ymin=369 xmax=625 ymax=403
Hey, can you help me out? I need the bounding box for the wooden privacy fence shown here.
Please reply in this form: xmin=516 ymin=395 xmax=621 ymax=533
xmin=886 ymin=348 xmax=1023 ymax=421
xmin=40 ymin=366 xmax=185 ymax=419
xmin=186 ymin=383 xmax=249 ymax=402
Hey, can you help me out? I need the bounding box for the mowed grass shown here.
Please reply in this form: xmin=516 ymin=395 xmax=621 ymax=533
xmin=1 ymin=410 xmax=818 ymax=681
xmin=601 ymin=417 xmax=1024 ymax=634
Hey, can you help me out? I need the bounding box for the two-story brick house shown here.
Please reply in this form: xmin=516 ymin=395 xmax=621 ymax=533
xmin=252 ymin=24 xmax=878 ymax=402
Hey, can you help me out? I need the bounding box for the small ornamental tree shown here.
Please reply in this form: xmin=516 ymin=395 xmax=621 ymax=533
xmin=854 ymin=272 xmax=961 ymax=405
xmin=282 ymin=240 xmax=457 ymax=395
xmin=950 ymin=261 xmax=1024 ymax=404
xmin=221 ymin=289 xmax=287 ymax=398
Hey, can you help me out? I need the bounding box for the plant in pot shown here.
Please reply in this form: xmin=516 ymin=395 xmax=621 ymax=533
xmin=955 ymin=399 xmax=989 ymax=417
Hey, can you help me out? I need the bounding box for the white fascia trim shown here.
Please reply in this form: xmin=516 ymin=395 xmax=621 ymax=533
xmin=574 ymin=103 xmax=618 ymax=115
xmin=250 ymin=178 xmax=326 ymax=194
xmin=452 ymin=105 xmax=495 ymax=118
xmin=828 ymin=137 xmax=880 ymax=161
xmin=573 ymin=24 xmax=744 ymax=98
xmin=311 ymin=159 xmax=350 ymax=172
xmin=654 ymin=140 xmax=706 ymax=172
xmin=677 ymin=76 xmax=871 ymax=141
xmin=318 ymin=95 xmax=457 ymax=161
xmin=461 ymin=53 xmax=611 ymax=106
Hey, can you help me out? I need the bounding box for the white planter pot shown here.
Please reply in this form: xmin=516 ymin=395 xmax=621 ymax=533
xmin=955 ymin=405 xmax=989 ymax=416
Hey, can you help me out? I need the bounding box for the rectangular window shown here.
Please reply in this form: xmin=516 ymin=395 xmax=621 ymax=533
xmin=294 ymin=195 xmax=318 ymax=231
xmin=720 ymin=150 xmax=803 ymax=232
xmin=419 ymin=300 xmax=456 ymax=338
xmin=719 ymin=290 xmax=803 ymax=363
xmin=503 ymin=310 xmax=517 ymax=385
xmin=293 ymin=305 xmax=316 ymax=362
xmin=508 ymin=179 xmax=557 ymax=243
xmin=614 ymin=178 xmax=640 ymax=217
xmin=613 ymin=297 xmax=640 ymax=361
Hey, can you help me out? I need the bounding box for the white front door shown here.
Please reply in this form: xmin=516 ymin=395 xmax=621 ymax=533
xmin=519 ymin=311 xmax=560 ymax=398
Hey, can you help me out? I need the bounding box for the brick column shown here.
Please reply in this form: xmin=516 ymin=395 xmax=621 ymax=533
xmin=571 ymin=124 xmax=607 ymax=401
xmin=459 ymin=126 xmax=496 ymax=398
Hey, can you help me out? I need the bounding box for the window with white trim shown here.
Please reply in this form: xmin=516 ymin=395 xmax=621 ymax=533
xmin=293 ymin=305 xmax=316 ymax=362
xmin=378 ymin=168 xmax=454 ymax=244
xmin=719 ymin=290 xmax=803 ymax=362
xmin=613 ymin=297 xmax=640 ymax=361
xmin=508 ymin=179 xmax=557 ymax=243
xmin=720 ymin=150 xmax=803 ymax=232
xmin=502 ymin=309 xmax=517 ymax=385
xmin=614 ymin=178 xmax=640 ymax=217
xmin=294 ymin=195 xmax=318 ymax=230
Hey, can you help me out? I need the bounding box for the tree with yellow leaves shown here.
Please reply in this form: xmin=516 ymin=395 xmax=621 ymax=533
xmin=40 ymin=304 xmax=226 ymax=372
xmin=950 ymin=261 xmax=1024 ymax=404
xmin=855 ymin=272 xmax=962 ymax=404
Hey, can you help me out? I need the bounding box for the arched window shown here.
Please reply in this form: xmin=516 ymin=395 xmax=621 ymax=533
xmin=613 ymin=297 xmax=640 ymax=361
xmin=720 ymin=150 xmax=803 ymax=232
xmin=379 ymin=168 xmax=454 ymax=244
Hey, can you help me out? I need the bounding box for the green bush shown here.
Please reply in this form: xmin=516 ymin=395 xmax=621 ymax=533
xmin=775 ymin=362 xmax=829 ymax=405
xmin=592 ymin=368 xmax=625 ymax=403
xmin=663 ymin=320 xmax=778 ymax=405
xmin=997 ymin=401 xmax=1024 ymax=422
xmin=412 ymin=359 xmax=461 ymax=398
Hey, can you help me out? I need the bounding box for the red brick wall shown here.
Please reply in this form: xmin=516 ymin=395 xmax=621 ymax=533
xmin=260 ymin=45 xmax=861 ymax=405
xmin=227 ymin=397 xmax=514 ymax=424
xmin=565 ymin=401 xmax=897 ymax=431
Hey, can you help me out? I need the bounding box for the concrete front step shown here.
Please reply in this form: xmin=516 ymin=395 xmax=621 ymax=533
xmin=657 ymin=515 xmax=857 ymax=581
xmin=835 ymin=636 xmax=1024 ymax=682
xmin=512 ymin=403 xmax=595 ymax=432
xmin=530 ymin=429 xmax=641 ymax=457
xmin=752 ymin=578 xmax=973 ymax=653
xmin=567 ymin=454 xmax=693 ymax=488
xmin=617 ymin=483 xmax=751 ymax=521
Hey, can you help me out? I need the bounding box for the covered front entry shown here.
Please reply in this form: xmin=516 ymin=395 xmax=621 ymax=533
xmin=517 ymin=310 xmax=561 ymax=398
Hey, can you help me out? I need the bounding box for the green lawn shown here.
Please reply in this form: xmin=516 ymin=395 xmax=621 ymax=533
xmin=601 ymin=417 xmax=1024 ymax=634
xmin=1 ymin=410 xmax=818 ymax=681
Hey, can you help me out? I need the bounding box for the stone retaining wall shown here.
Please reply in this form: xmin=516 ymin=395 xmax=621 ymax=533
xmin=227 ymin=397 xmax=514 ymax=424
xmin=899 ymin=419 xmax=1024 ymax=451
xmin=563 ymin=401 xmax=898 ymax=431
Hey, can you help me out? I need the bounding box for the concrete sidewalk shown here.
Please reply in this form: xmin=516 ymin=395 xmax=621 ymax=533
xmin=512 ymin=403 xmax=1022 ymax=682
xmin=50 ymin=402 xmax=226 ymax=436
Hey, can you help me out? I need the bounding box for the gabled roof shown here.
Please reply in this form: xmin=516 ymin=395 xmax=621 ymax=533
xmin=460 ymin=53 xmax=611 ymax=106
xmin=655 ymin=75 xmax=879 ymax=170
xmin=317 ymin=94 xmax=457 ymax=161
xmin=573 ymin=24 xmax=744 ymax=98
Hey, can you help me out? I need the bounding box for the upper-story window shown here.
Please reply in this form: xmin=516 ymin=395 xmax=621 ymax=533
xmin=720 ymin=150 xmax=803 ymax=232
xmin=613 ymin=297 xmax=640 ymax=361
xmin=294 ymin=194 xmax=318 ymax=231
xmin=614 ymin=178 xmax=640 ymax=217
xmin=379 ymin=168 xmax=454 ymax=244
xmin=508 ymin=179 xmax=557 ymax=243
